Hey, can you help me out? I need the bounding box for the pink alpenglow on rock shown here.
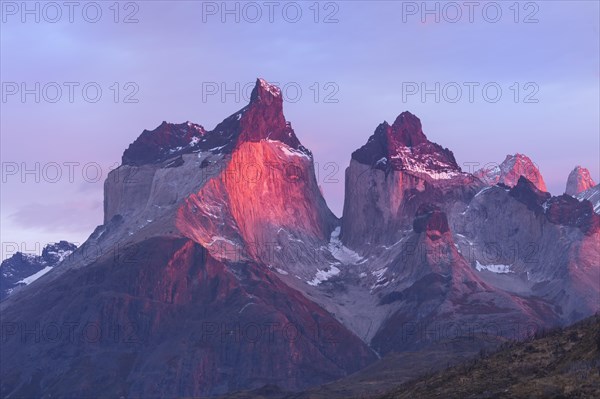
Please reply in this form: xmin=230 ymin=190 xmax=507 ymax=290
xmin=474 ymin=153 xmax=548 ymax=192
xmin=565 ymin=166 xmax=596 ymax=196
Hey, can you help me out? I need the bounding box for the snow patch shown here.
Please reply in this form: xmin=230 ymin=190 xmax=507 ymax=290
xmin=207 ymin=236 xmax=238 ymax=247
xmin=389 ymin=147 xmax=461 ymax=179
xmin=475 ymin=261 xmax=512 ymax=274
xmin=16 ymin=266 xmax=53 ymax=285
xmin=372 ymin=267 xmax=387 ymax=281
xmin=376 ymin=157 xmax=388 ymax=166
xmin=258 ymin=78 xmax=282 ymax=97
xmin=239 ymin=302 xmax=255 ymax=314
xmin=576 ymin=186 xmax=600 ymax=214
xmin=45 ymin=249 xmax=73 ymax=263
xmin=307 ymin=265 xmax=340 ymax=286
xmin=279 ymin=145 xmax=310 ymax=159
xmin=266 ymin=139 xmax=310 ymax=160
xmin=328 ymin=227 xmax=363 ymax=264
xmin=474 ymin=186 xmax=492 ymax=198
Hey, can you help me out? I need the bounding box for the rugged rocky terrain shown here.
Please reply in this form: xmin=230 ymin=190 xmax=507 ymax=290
xmin=1 ymin=79 xmax=598 ymax=398
xmin=0 ymin=241 xmax=76 ymax=300
xmin=576 ymin=183 xmax=600 ymax=214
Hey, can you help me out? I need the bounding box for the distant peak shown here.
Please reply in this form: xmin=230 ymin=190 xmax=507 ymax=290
xmin=565 ymin=165 xmax=596 ymax=196
xmin=507 ymin=153 xmax=530 ymax=162
xmin=475 ymin=153 xmax=547 ymax=192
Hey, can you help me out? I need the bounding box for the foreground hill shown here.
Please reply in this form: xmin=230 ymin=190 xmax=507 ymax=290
xmin=378 ymin=314 xmax=600 ymax=399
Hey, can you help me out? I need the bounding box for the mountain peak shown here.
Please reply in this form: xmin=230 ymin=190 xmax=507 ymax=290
xmin=565 ymin=166 xmax=596 ymax=196
xmin=250 ymin=78 xmax=283 ymax=103
xmin=352 ymin=111 xmax=461 ymax=179
xmin=475 ymin=153 xmax=547 ymax=192
xmin=390 ymin=111 xmax=428 ymax=147
xmin=1 ymin=240 xmax=77 ymax=300
xmin=237 ymin=78 xmax=306 ymax=151
xmin=121 ymin=78 xmax=308 ymax=166
xmin=122 ymin=121 xmax=206 ymax=166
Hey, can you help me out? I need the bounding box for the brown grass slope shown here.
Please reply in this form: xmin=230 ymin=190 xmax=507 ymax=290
xmin=378 ymin=314 xmax=600 ymax=399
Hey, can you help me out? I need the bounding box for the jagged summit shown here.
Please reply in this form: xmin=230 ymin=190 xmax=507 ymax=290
xmin=236 ymin=78 xmax=306 ymax=152
xmin=0 ymin=241 xmax=77 ymax=300
xmin=3 ymin=81 xmax=600 ymax=399
xmin=352 ymin=111 xmax=461 ymax=179
xmin=389 ymin=111 xmax=428 ymax=147
xmin=475 ymin=153 xmax=547 ymax=192
xmin=121 ymin=78 xmax=308 ymax=166
xmin=565 ymin=166 xmax=596 ymax=196
xmin=122 ymin=121 xmax=206 ymax=165
xmin=250 ymin=77 xmax=283 ymax=102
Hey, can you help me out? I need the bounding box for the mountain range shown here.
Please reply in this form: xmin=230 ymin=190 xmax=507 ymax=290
xmin=1 ymin=78 xmax=598 ymax=398
xmin=0 ymin=241 xmax=76 ymax=301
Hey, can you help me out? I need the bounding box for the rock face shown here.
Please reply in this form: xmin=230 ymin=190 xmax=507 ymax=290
xmin=565 ymin=166 xmax=596 ymax=196
xmin=509 ymin=176 xmax=551 ymax=214
xmin=122 ymin=121 xmax=207 ymax=166
xmin=412 ymin=203 xmax=449 ymax=239
xmin=173 ymin=78 xmax=336 ymax=280
xmin=341 ymin=111 xmax=481 ymax=248
xmin=0 ymin=238 xmax=375 ymax=398
xmin=474 ymin=153 xmax=547 ymax=192
xmin=452 ymin=179 xmax=600 ymax=323
xmin=0 ymin=241 xmax=76 ymax=300
xmin=0 ymin=79 xmax=357 ymax=398
xmin=576 ymin=184 xmax=600 ymax=214
xmin=546 ymin=194 xmax=600 ymax=235
xmin=1 ymin=79 xmax=599 ymax=398
xmin=371 ymin=205 xmax=556 ymax=355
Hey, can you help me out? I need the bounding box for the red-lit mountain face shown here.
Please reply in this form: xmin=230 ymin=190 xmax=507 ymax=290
xmin=1 ymin=79 xmax=598 ymax=397
xmin=0 ymin=238 xmax=375 ymax=398
xmin=565 ymin=165 xmax=596 ymax=196
xmin=474 ymin=153 xmax=548 ymax=192
xmin=1 ymin=79 xmax=368 ymax=398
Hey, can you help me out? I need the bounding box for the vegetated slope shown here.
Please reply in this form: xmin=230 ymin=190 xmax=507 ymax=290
xmin=378 ymin=314 xmax=600 ymax=399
